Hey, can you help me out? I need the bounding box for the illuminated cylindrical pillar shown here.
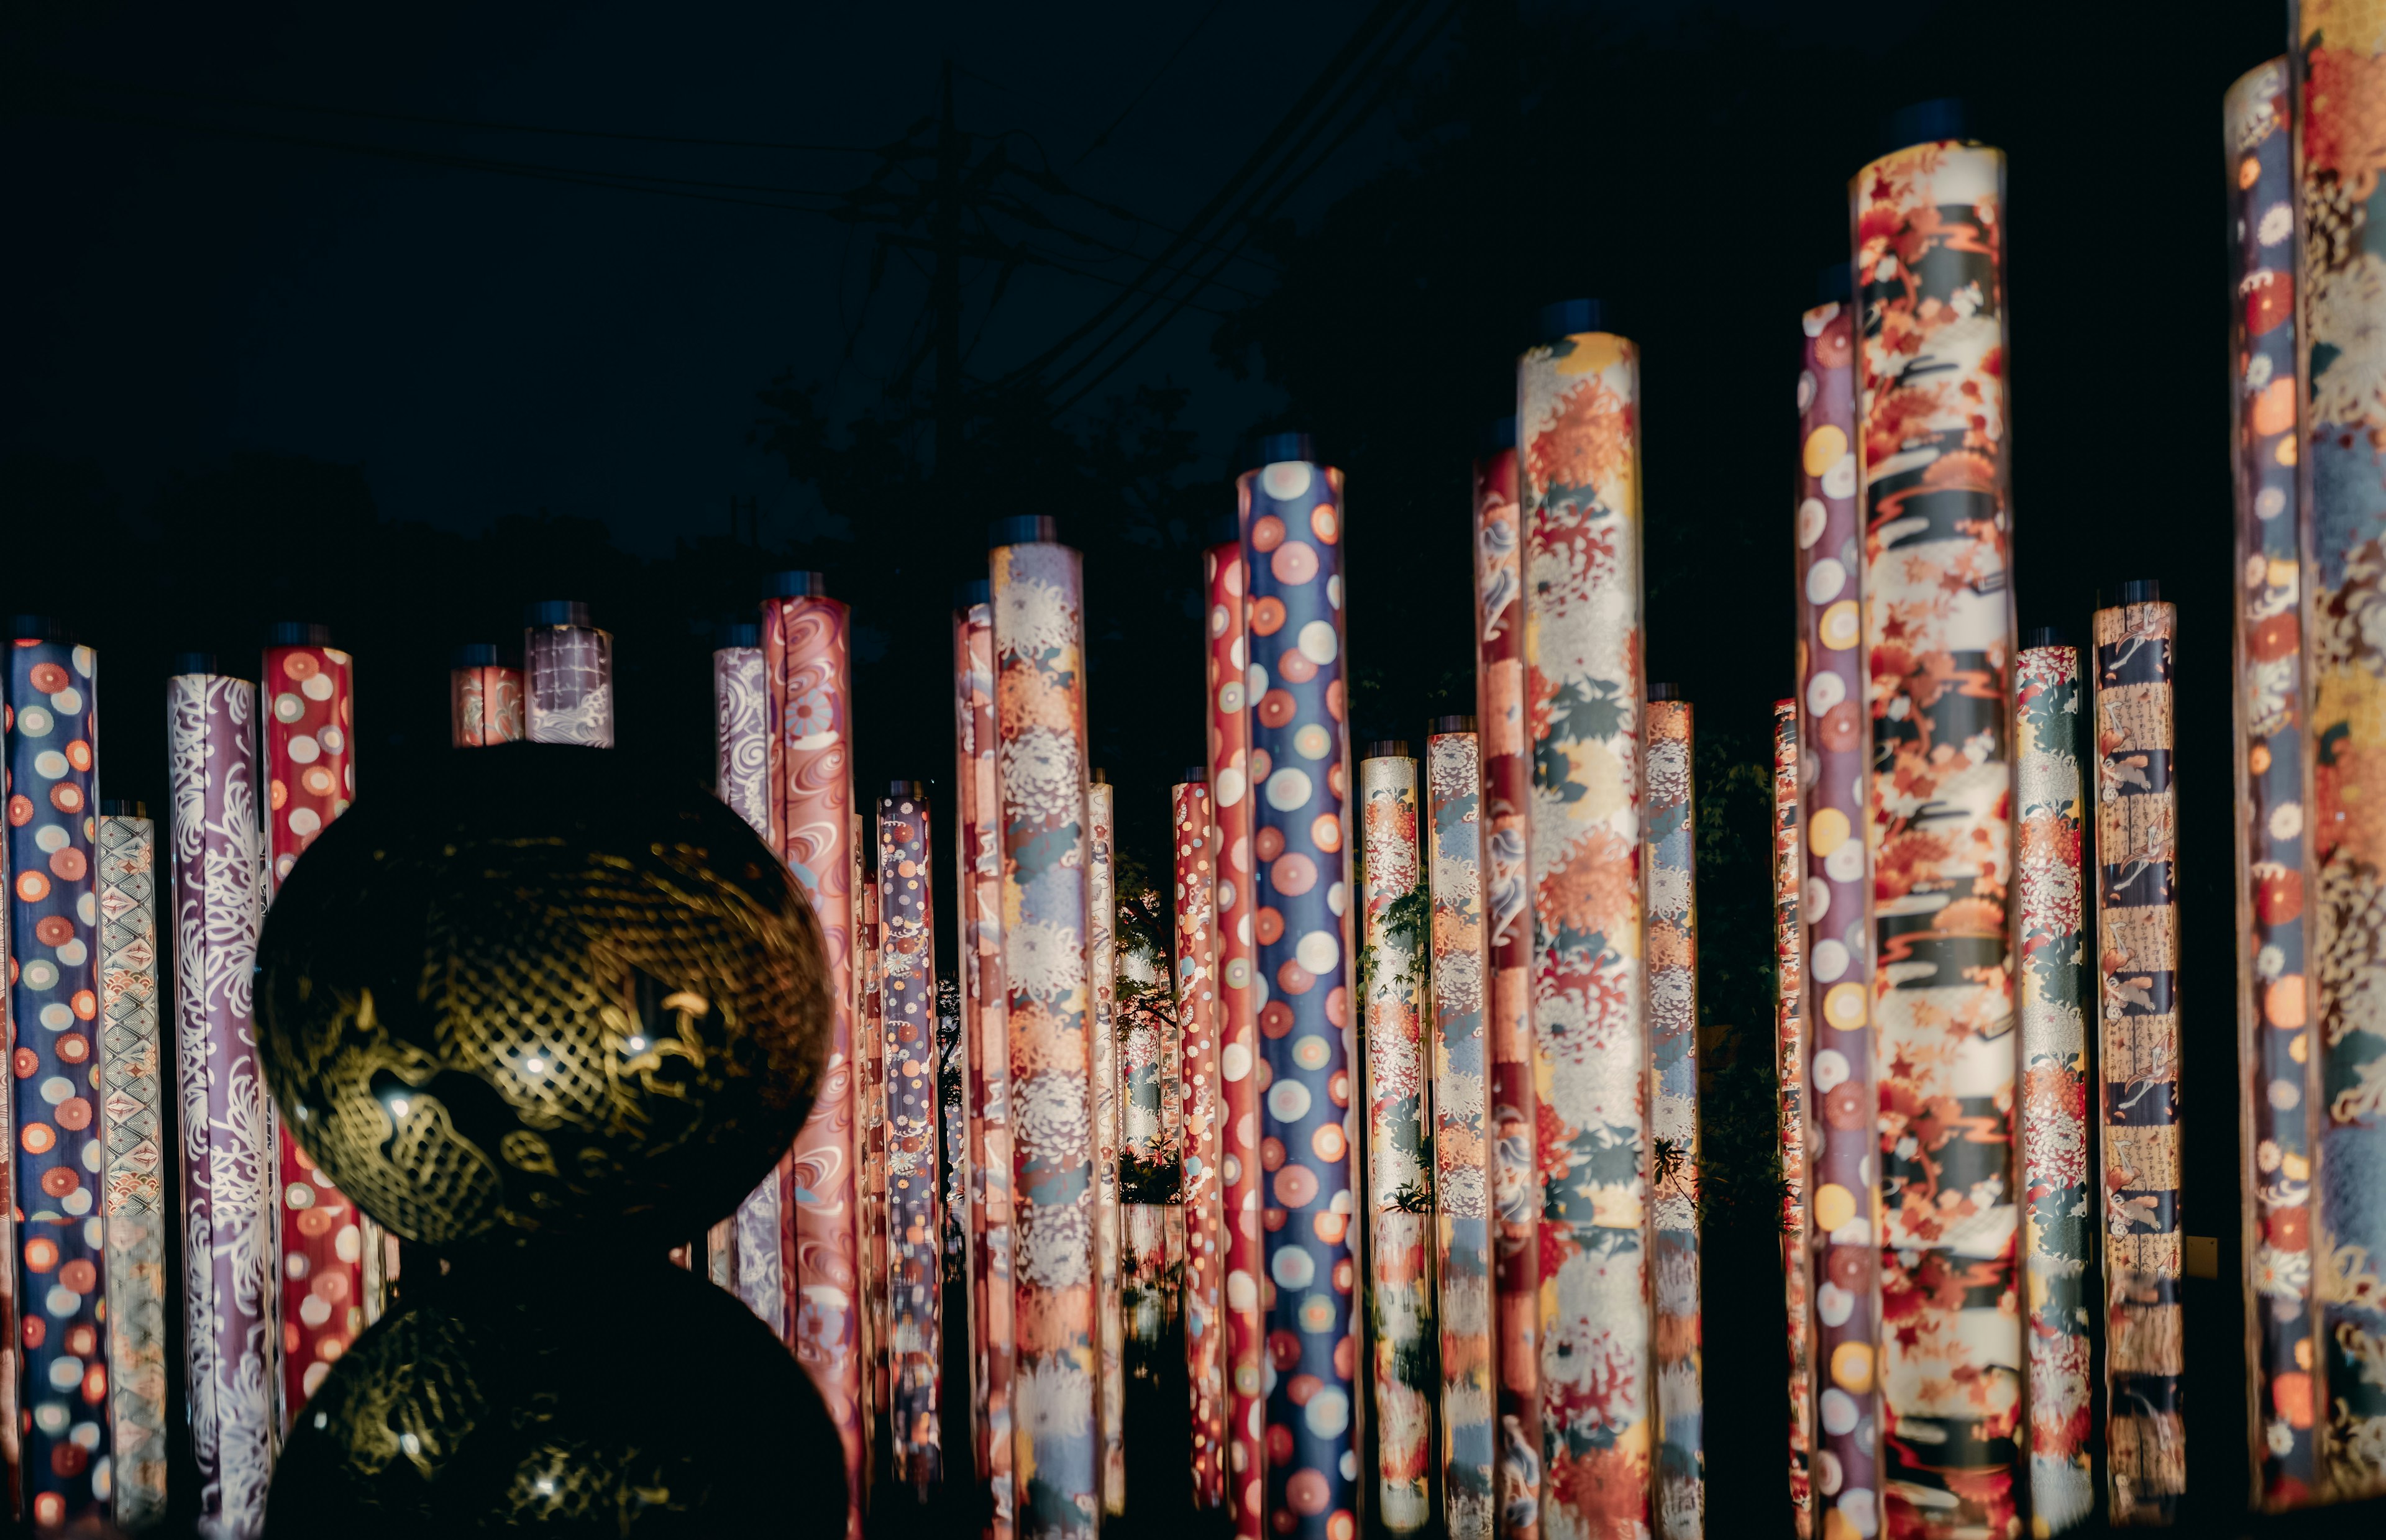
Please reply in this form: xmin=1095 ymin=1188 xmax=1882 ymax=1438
xmin=2227 ymin=55 xmax=2322 ymax=1512
xmin=1175 ymin=773 xmax=1228 ymax=1509
xmin=989 ymin=517 xmax=1099 ymax=1539
xmin=6 ymin=622 xmax=107 ymax=1533
xmin=1471 ymin=418 xmax=1542 ymax=1539
xmin=1204 ymin=523 xmax=1267 ymax=1536
xmin=861 ymin=868 xmax=889 ymax=1431
xmin=1240 ymin=436 xmax=1358 ymax=1540
xmin=764 ymin=569 xmax=863 ymax=1534
xmin=1643 ymin=690 xmax=1700 ymax=1539
xmin=261 ymin=622 xmax=367 ymax=1421
xmin=2014 ymin=634 xmax=2092 ymax=1533
xmin=2092 ymin=588 xmax=2185 ymax=1523
xmin=94 ymin=804 xmax=168 ymax=1528
xmin=1793 ymin=285 xmax=1880 ymax=1538
xmin=1089 ymin=776 xmax=1125 ymax=1516
xmin=953 ymin=578 xmax=1016 ymax=1539
xmin=1517 ymin=305 xmax=1648 ymax=1533
xmin=167 ymin=660 xmax=276 ymax=1538
xmin=880 ymin=784 xmax=944 ymax=1490
xmin=1853 ymin=114 xmax=2021 ymax=1538
xmin=447 ymin=642 xmax=523 ymax=747
xmin=1771 ymin=700 xmax=1813 ymax=1539
xmin=523 ymin=600 xmax=614 ymax=746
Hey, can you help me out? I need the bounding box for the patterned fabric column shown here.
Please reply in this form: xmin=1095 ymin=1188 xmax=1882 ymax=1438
xmin=2226 ymin=56 xmax=2323 ymax=1510
xmin=1517 ymin=309 xmax=1649 ymax=1534
xmin=7 ymin=627 xmax=108 ymax=1532
xmin=1175 ymin=775 xmax=1228 ymax=1509
xmin=2093 ymin=591 xmax=2185 ymax=1521
xmin=1428 ymin=719 xmax=1494 ymax=1540
xmin=523 ymin=601 xmax=614 ymax=747
xmin=168 ymin=666 xmax=276 ymax=1538
xmin=1359 ymin=747 xmax=1435 ymax=1534
xmin=1240 ymin=442 xmax=1360 ymax=1540
xmin=954 ymin=582 xmax=1016 ymax=1539
xmin=1204 ymin=529 xmax=1267 ymax=1538
xmin=880 ymin=785 xmax=945 ymax=1490
xmin=713 ymin=629 xmax=787 ymax=1331
xmin=1472 ymin=421 xmax=1542 ymax=1540
xmin=861 ymin=873 xmax=889 ymax=1433
xmin=1643 ymin=692 xmax=1700 ymax=1538
xmin=1853 ymin=129 xmax=2022 ymax=1538
xmin=2014 ymin=639 xmax=2093 ymax=1533
xmin=1771 ymin=701 xmax=1814 ymax=1539
xmin=989 ymin=519 xmax=1099 ymax=1539
xmin=95 ymin=809 xmax=167 ymax=1526
xmin=764 ymin=570 xmax=863 ymax=1534
xmin=447 ymin=644 xmax=523 ymax=747
xmin=2294 ymin=3 xmax=2386 ymax=1503
xmin=1087 ymin=778 xmax=1125 ymax=1516
xmin=1793 ymin=291 xmax=1881 ymax=1539
xmin=260 ymin=624 xmax=365 ymax=1421
xmin=941 ymin=975 xmax=971 ymax=1287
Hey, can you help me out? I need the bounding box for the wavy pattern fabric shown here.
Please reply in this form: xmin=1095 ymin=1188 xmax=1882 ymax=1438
xmin=1643 ymin=699 xmax=1699 ymax=1539
xmin=1089 ymin=781 xmax=1125 ymax=1515
xmin=1770 ymin=701 xmax=1812 ymax=1539
xmin=1429 ymin=727 xmax=1494 ymax=1540
xmin=1240 ymin=455 xmax=1360 ymax=1540
xmin=990 ymin=536 xmax=1099 ymax=1539
xmin=880 ymin=791 xmax=944 ymax=1490
xmin=766 ymin=591 xmax=862 ymax=1534
xmin=524 ymin=623 xmax=613 ymax=747
xmin=96 ymin=813 xmax=168 ymax=1527
xmin=2093 ymin=600 xmax=2185 ymax=1521
xmin=1205 ymin=537 xmax=1267 ymax=1538
xmin=1517 ymin=329 xmax=1650 ymax=1539
xmin=1792 ymin=294 xmax=1880 ymax=1540
xmin=449 ymin=663 xmax=523 ymax=746
xmin=1471 ymin=439 xmax=1543 ymax=1540
xmin=2014 ymin=644 xmax=2092 ymax=1533
xmin=1853 ymin=137 xmax=2021 ymax=1539
xmin=1175 ymin=779 xmax=1228 ymax=1508
xmin=168 ymin=673 xmax=276 ymax=1538
xmin=1361 ymin=753 xmax=1435 ymax=1534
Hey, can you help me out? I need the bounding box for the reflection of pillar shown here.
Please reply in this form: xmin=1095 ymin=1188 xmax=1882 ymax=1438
xmin=6 ymin=624 xmax=108 ymax=1533
xmin=167 ymin=661 xmax=277 ymax=1538
xmin=447 ymin=642 xmax=523 ymax=747
xmin=711 ymin=626 xmax=784 ymax=1323
xmin=2092 ymin=591 xmax=2184 ymax=1523
xmin=878 ymin=785 xmax=944 ymax=1492
xmin=1517 ymin=307 xmax=1648 ymax=1538
xmin=1427 ymin=719 xmax=1493 ymax=1540
xmin=1203 ymin=525 xmax=1266 ymax=1538
xmin=987 ymin=519 xmax=1098 ymax=1539
xmin=523 ymin=601 xmax=614 ymax=747
xmin=1087 ymin=778 xmax=1125 ymax=1515
xmin=1238 ymin=437 xmax=1359 ymax=1540
xmin=763 ymin=570 xmax=862 ymax=1536
xmin=96 ymin=806 xmax=168 ymax=1527
xmin=1792 ymin=285 xmax=1880 ymax=1539
xmin=1852 ymin=118 xmax=2021 ymax=1539
xmin=2226 ymin=55 xmax=2323 ymax=1513
xmin=1359 ymin=746 xmax=1433 ymax=1535
xmin=1770 ymin=701 xmax=1813 ymax=1539
xmin=1642 ymin=691 xmax=1699 ymax=1539
xmin=951 ymin=580 xmax=1015 ymax=1540
xmin=1174 ymin=774 xmax=1227 ymax=1510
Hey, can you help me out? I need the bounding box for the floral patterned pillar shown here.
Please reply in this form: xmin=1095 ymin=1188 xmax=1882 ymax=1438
xmin=764 ymin=570 xmax=864 ymax=1536
xmin=1239 ymin=439 xmax=1360 ymax=1540
xmin=168 ymin=664 xmax=276 ymax=1538
xmin=1516 ymin=306 xmax=1650 ymax=1536
xmin=95 ymin=808 xmax=168 ymax=1528
xmin=2226 ymin=55 xmax=2324 ymax=1511
xmin=1793 ymin=289 xmax=1881 ymax=1539
xmin=880 ymin=785 xmax=945 ymax=1491
xmin=1428 ymin=719 xmax=1494 ymax=1540
xmin=447 ymin=643 xmax=523 ymax=747
xmin=1088 ymin=777 xmax=1125 ymax=1516
xmin=1771 ymin=700 xmax=1814 ymax=1539
xmin=1176 ymin=775 xmax=1229 ymax=1508
xmin=953 ymin=581 xmax=1016 ymax=1539
xmin=989 ymin=518 xmax=1099 ymax=1539
xmin=2093 ymin=590 xmax=2185 ymax=1523
xmin=1472 ymin=420 xmax=1542 ymax=1540
xmin=1643 ymin=691 xmax=1700 ymax=1539
xmin=861 ymin=870 xmax=889 ymax=1433
xmin=6 ymin=626 xmax=107 ymax=1533
xmin=2014 ymin=637 xmax=2092 ymax=1533
xmin=523 ymin=601 xmax=614 ymax=747
xmin=1853 ymin=124 xmax=2022 ymax=1539
xmin=1360 ymin=746 xmax=1435 ymax=1534
xmin=1205 ymin=526 xmax=1268 ymax=1537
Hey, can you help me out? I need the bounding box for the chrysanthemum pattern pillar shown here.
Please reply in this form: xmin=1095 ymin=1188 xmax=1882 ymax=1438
xmin=1770 ymin=701 xmax=1812 ymax=1539
xmin=1240 ymin=450 xmax=1360 ymax=1540
xmin=1175 ymin=777 xmax=1229 ymax=1508
xmin=1517 ymin=324 xmax=1650 ymax=1535
xmin=1643 ymin=695 xmax=1701 ymax=1539
xmin=880 ymin=787 xmax=945 ymax=1490
xmin=1853 ymin=134 xmax=2022 ymax=1539
xmin=1089 ymin=780 xmax=1126 ymax=1515
xmin=1360 ymin=749 xmax=1435 ymax=1534
xmin=2014 ymin=640 xmax=2092 ymax=1534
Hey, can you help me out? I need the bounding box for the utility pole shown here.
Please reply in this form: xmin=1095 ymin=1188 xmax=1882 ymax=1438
xmin=931 ymin=59 xmax=965 ymax=491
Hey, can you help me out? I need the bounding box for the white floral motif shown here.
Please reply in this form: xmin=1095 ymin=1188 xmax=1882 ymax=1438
xmin=1001 ymin=727 xmax=1084 ymax=829
xmin=995 ymin=572 xmax=1077 ymax=661
xmin=1005 ymin=919 xmax=1085 ymax=1001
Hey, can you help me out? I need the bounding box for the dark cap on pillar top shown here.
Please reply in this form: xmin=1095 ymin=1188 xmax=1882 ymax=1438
xmin=1182 ymin=766 xmax=1209 ymax=784
xmin=954 ymin=578 xmax=991 ymax=608
xmin=1648 ymin=682 xmax=1685 ymax=702
xmin=885 ymin=780 xmax=925 ymax=801
xmin=1816 ymin=263 xmax=1854 ymax=306
xmin=267 ymin=621 xmax=334 ymax=647
xmin=173 ymin=652 xmax=218 ymax=677
xmin=1537 ymin=299 xmax=1608 ymax=342
xmin=1479 ymin=418 xmax=1516 ymax=453
xmin=1243 ymin=432 xmax=1317 ymax=472
xmin=1363 ymin=740 xmax=1412 ymax=760
xmin=766 ymin=572 xmax=826 ymax=599
xmin=525 ymin=602 xmax=590 ymax=628
xmin=450 ymin=643 xmax=500 ymax=668
xmin=715 ymin=620 xmax=760 ymax=650
xmin=1431 ymin=714 xmax=1476 ymax=734
xmin=988 ymin=516 xmax=1058 ymax=549
xmin=2022 ymin=626 xmax=2072 ymax=651
xmin=1204 ymin=513 xmax=1242 ymax=547
xmin=11 ymin=616 xmax=63 ymax=643
xmin=1089 ymin=767 xmax=1108 ymax=786
xmin=1882 ymin=98 xmax=1967 ymax=152
xmin=100 ymin=799 xmax=147 ymax=818
xmin=2105 ymin=578 xmax=2162 ymax=607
